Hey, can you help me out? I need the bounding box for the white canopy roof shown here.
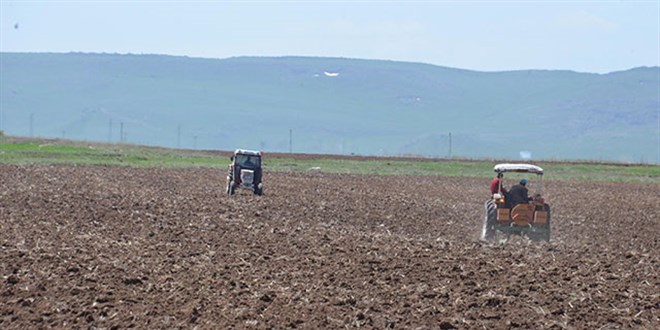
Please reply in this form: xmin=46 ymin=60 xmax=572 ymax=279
xmin=234 ymin=149 xmax=261 ymax=156
xmin=494 ymin=163 xmax=543 ymax=175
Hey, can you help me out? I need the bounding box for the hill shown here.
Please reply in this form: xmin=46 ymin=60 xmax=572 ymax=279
xmin=0 ymin=52 xmax=658 ymax=163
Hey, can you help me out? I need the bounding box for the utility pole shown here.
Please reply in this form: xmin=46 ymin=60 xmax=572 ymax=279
xmin=29 ymin=113 xmax=34 ymax=137
xmin=448 ymin=132 xmax=452 ymax=158
xmin=289 ymin=129 xmax=293 ymax=154
xmin=193 ymin=135 xmax=198 ymax=150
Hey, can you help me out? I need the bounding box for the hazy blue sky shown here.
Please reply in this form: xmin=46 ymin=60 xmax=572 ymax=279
xmin=1 ymin=1 xmax=658 ymax=73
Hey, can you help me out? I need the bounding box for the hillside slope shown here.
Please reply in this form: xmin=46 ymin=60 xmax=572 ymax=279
xmin=1 ymin=52 xmax=658 ymax=162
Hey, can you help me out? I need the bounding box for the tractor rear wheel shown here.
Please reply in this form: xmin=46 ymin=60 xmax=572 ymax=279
xmin=542 ymin=204 xmax=551 ymax=242
xmin=227 ymin=181 xmax=235 ymax=195
xmin=530 ymin=204 xmax=551 ymax=242
xmin=481 ymin=200 xmax=497 ymax=241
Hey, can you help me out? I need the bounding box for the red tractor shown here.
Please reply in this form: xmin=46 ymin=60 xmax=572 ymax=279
xmin=482 ymin=163 xmax=551 ymax=242
xmin=226 ymin=149 xmax=263 ymax=196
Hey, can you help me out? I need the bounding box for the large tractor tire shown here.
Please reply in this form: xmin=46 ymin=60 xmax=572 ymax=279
xmin=542 ymin=204 xmax=551 ymax=242
xmin=529 ymin=204 xmax=551 ymax=242
xmin=254 ymin=186 xmax=263 ymax=196
xmin=481 ymin=200 xmax=497 ymax=241
xmin=227 ymin=181 xmax=236 ymax=195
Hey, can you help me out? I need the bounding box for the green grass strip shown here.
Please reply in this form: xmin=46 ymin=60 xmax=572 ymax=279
xmin=1 ymin=140 xmax=658 ymax=183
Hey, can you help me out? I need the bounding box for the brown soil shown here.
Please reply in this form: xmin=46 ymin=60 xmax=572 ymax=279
xmin=1 ymin=164 xmax=658 ymax=329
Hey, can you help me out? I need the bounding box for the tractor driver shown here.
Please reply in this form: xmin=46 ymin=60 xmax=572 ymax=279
xmin=508 ymin=178 xmax=533 ymax=206
xmin=243 ymin=156 xmax=255 ymax=167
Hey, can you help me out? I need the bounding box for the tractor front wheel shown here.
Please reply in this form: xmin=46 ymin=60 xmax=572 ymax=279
xmin=227 ymin=181 xmax=235 ymax=195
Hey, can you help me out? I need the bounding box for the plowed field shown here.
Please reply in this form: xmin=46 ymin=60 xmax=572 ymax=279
xmin=1 ymin=164 xmax=658 ymax=329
